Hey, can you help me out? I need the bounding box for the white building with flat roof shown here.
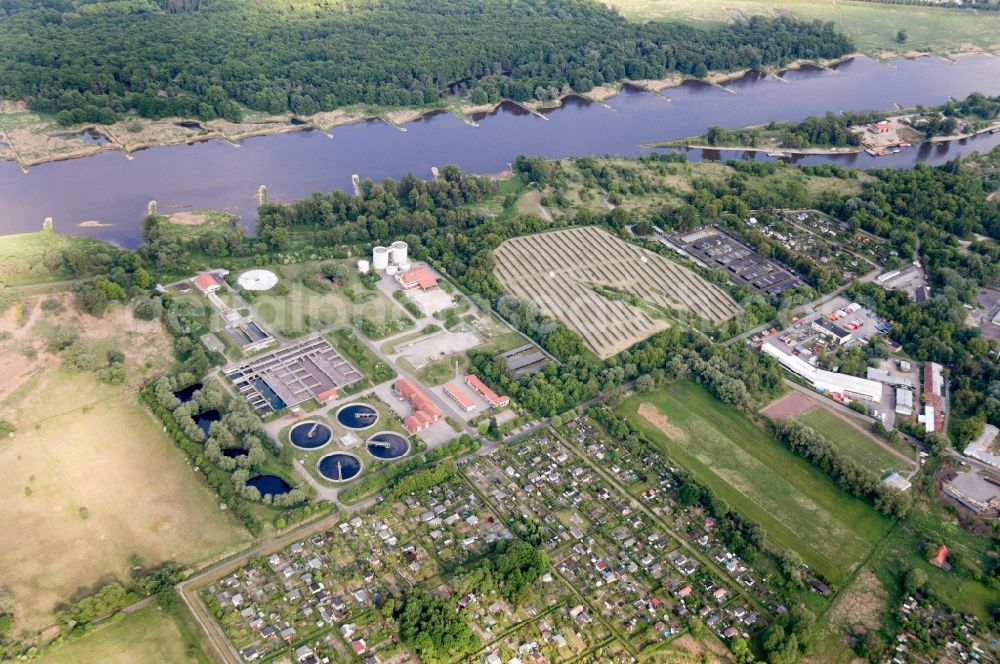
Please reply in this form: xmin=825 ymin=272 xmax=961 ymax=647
xmin=895 ymin=388 xmax=914 ymax=416
xmin=762 ymin=343 xmax=882 ymax=402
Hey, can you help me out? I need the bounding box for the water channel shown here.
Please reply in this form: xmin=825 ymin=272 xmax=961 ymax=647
xmin=2 ymin=55 xmax=999 ymax=248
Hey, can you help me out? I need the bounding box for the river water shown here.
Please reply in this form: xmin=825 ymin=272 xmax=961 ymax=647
xmin=2 ymin=54 xmax=1000 ymax=248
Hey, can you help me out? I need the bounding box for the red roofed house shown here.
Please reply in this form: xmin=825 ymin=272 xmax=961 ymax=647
xmin=192 ymin=271 xmax=225 ymax=293
xmin=443 ymin=382 xmax=476 ymax=412
xmin=350 ymin=639 xmax=367 ymax=655
xmin=872 ymin=122 xmax=892 ymax=134
xmin=930 ymin=544 xmax=949 ymax=569
xmin=396 ymin=379 xmax=443 ymax=434
xmin=465 ymin=374 xmax=510 ymax=409
xmin=396 ymin=266 xmax=438 ymax=291
xmin=316 ymin=387 xmax=338 ymax=403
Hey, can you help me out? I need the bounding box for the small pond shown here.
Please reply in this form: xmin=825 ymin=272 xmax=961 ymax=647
xmin=336 ymin=403 xmax=378 ymax=430
xmin=248 ymin=474 xmax=291 ymax=496
xmin=366 ymin=432 xmax=409 ymax=460
xmin=317 ymin=453 xmax=361 ymax=482
xmin=173 ymin=382 xmax=203 ymax=402
xmin=221 ymin=447 xmax=247 ymax=459
xmin=194 ymin=409 xmax=221 ymax=436
xmin=78 ymin=128 xmax=109 ymax=145
xmin=289 ymin=421 xmax=332 ymax=450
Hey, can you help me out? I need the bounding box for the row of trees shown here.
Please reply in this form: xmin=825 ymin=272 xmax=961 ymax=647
xmin=771 ymin=419 xmax=912 ymax=517
xmin=0 ymin=0 xmax=853 ymax=122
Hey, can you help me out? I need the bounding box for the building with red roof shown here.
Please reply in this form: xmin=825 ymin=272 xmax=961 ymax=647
xmin=930 ymin=544 xmax=949 ymax=569
xmin=192 ymin=271 xmax=225 ymax=293
xmin=443 ymin=382 xmax=476 ymax=412
xmin=396 ymin=379 xmax=443 ymax=434
xmin=396 ymin=266 xmax=438 ymax=291
xmin=465 ymin=374 xmax=509 ymax=409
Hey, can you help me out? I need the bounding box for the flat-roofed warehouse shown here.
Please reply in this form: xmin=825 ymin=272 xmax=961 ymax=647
xmin=493 ymin=226 xmax=739 ymax=359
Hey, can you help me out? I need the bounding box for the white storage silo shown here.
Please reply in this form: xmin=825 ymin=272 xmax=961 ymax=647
xmin=389 ymin=241 xmax=408 ymax=265
xmin=372 ymin=246 xmax=389 ymax=271
xmin=385 ymin=265 xmax=399 ymax=276
xmin=357 ymin=259 xmax=370 ymax=274
xmin=397 ymin=262 xmax=411 ymax=273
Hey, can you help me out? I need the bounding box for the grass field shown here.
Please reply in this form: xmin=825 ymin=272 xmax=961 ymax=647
xmin=38 ymin=605 xmax=209 ymax=664
xmin=795 ymin=406 xmax=912 ymax=474
xmin=0 ymin=300 xmax=247 ymax=629
xmin=0 ymin=230 xmax=119 ymax=287
xmin=618 ymin=381 xmax=890 ymax=583
xmin=604 ymin=0 xmax=1000 ymax=55
xmin=250 ymin=261 xmax=409 ymax=338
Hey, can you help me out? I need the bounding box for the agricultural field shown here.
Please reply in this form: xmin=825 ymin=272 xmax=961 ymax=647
xmin=796 ymin=404 xmax=913 ymax=474
xmin=603 ymin=0 xmax=1000 ymax=55
xmin=617 ymin=381 xmax=891 ymax=584
xmin=493 ymin=226 xmax=738 ymax=358
xmin=0 ymin=297 xmax=247 ymax=629
xmin=37 ymin=604 xmax=209 ymax=664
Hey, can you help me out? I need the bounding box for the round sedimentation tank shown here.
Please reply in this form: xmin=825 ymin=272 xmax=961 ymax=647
xmin=238 ymin=269 xmax=278 ymax=291
xmin=366 ymin=431 xmax=410 ymax=460
xmin=372 ymin=246 xmax=390 ymax=270
xmin=336 ymin=403 xmax=379 ymax=430
xmin=385 ymin=265 xmax=399 ymax=276
xmin=289 ymin=421 xmax=333 ymax=450
xmin=357 ymin=259 xmax=370 ymax=274
xmin=317 ymin=453 xmax=361 ymax=482
xmin=390 ymin=241 xmax=408 ymax=265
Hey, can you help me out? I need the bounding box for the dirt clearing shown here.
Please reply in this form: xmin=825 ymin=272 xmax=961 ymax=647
xmin=637 ymin=402 xmax=689 ymax=443
xmin=762 ymin=391 xmax=816 ymax=418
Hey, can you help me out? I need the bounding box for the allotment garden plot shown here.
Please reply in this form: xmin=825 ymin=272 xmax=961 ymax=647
xmin=618 ymin=381 xmax=891 ymax=584
xmin=493 ymin=226 xmax=738 ymax=359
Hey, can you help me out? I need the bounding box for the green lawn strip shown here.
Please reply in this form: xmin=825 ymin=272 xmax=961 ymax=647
xmin=604 ymin=0 xmax=1000 ymax=55
xmin=0 ymin=230 xmax=120 ymax=286
xmin=617 ymin=382 xmax=890 ymax=583
xmin=794 ymin=406 xmax=910 ymax=474
xmin=38 ymin=604 xmax=208 ymax=664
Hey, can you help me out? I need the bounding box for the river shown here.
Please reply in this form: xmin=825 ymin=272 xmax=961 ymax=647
xmin=2 ymin=54 xmax=1000 ymax=248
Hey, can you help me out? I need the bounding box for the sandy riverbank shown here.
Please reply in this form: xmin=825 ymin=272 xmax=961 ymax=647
xmin=1 ymin=50 xmax=995 ymax=170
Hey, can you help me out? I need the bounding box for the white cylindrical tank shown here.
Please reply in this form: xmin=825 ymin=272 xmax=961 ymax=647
xmin=389 ymin=241 xmax=408 ymax=265
xmin=385 ymin=265 xmax=399 ymax=276
xmin=372 ymin=246 xmax=389 ymax=271
xmin=398 ymin=262 xmax=411 ymax=272
xmin=357 ymin=259 xmax=370 ymax=274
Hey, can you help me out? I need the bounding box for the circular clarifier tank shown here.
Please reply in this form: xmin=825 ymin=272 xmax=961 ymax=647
xmin=366 ymin=431 xmax=410 ymax=460
xmin=317 ymin=453 xmax=361 ymax=482
xmin=336 ymin=403 xmax=379 ymax=430
xmin=289 ymin=421 xmax=333 ymax=450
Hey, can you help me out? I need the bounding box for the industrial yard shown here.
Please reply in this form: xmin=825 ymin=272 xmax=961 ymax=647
xmin=665 ymin=225 xmax=804 ymax=296
xmin=493 ymin=226 xmax=738 ymax=358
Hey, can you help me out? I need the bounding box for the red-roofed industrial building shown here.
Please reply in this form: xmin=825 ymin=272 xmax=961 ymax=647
xmin=396 ymin=379 xmax=443 ymax=434
xmin=443 ymin=383 xmax=476 ymax=412
xmin=192 ymin=272 xmax=224 ymax=293
xmin=465 ymin=374 xmax=510 ymax=409
xmin=396 ymin=266 xmax=438 ymax=291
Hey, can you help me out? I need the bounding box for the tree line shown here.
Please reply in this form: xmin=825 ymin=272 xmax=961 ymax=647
xmin=0 ymin=0 xmax=853 ymax=124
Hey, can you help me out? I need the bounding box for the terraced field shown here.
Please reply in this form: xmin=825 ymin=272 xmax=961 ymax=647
xmin=493 ymin=227 xmax=738 ymax=358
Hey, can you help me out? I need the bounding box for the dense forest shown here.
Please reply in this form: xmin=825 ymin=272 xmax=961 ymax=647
xmin=0 ymin=0 xmax=853 ymax=123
